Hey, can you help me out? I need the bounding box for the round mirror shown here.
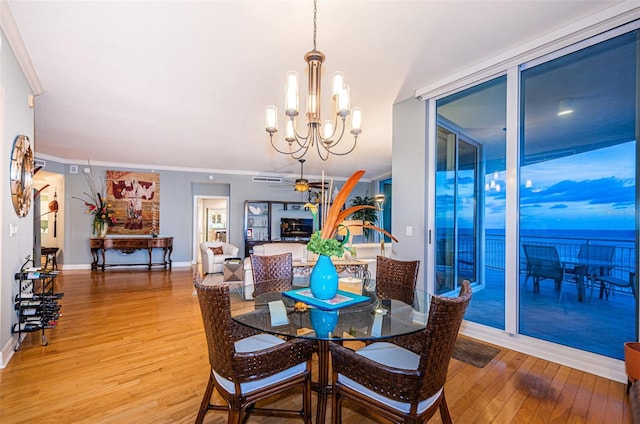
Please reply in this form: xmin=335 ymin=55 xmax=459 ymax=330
xmin=10 ymin=135 xmax=34 ymax=217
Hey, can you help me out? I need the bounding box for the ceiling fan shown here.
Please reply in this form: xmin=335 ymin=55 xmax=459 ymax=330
xmin=291 ymin=159 xmax=327 ymax=193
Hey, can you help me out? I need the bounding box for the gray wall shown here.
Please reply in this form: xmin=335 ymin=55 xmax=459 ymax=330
xmin=41 ymin=160 xmax=372 ymax=267
xmin=391 ymin=97 xmax=428 ymax=290
xmin=1 ymin=28 xmax=35 ymax=354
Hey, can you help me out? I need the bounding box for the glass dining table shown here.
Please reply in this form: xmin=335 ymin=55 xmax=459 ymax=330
xmin=231 ymin=277 xmax=430 ymax=424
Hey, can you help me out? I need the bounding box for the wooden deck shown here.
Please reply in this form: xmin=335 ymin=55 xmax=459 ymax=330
xmin=0 ymin=267 xmax=630 ymax=423
xmin=465 ymin=267 xmax=635 ymax=359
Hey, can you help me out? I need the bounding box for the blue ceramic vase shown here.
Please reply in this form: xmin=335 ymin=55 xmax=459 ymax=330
xmin=309 ymin=308 xmax=339 ymax=338
xmin=310 ymin=255 xmax=339 ymax=300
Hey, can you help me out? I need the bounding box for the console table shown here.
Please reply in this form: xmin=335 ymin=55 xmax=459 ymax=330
xmin=293 ymin=259 xmax=369 ymax=278
xmin=90 ymin=237 xmax=173 ymax=271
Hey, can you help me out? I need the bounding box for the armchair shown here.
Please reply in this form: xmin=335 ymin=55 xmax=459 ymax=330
xmin=200 ymin=241 xmax=240 ymax=274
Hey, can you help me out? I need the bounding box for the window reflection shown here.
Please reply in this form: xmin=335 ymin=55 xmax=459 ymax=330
xmin=519 ymin=29 xmax=638 ymax=358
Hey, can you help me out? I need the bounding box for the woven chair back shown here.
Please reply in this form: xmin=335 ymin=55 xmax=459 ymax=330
xmin=251 ymin=253 xmax=293 ymax=296
xmin=375 ymin=256 xmax=420 ymax=305
xmin=418 ymin=280 xmax=472 ymax=399
xmin=193 ymin=274 xmax=238 ymax=380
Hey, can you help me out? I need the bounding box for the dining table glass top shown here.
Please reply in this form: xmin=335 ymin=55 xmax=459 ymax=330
xmin=231 ymin=277 xmax=429 ymax=341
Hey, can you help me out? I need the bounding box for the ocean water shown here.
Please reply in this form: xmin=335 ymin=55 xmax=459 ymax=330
xmin=518 ymin=228 xmax=634 ymax=242
xmin=439 ymin=227 xmax=636 ymax=270
xmin=447 ymin=227 xmax=635 ymax=242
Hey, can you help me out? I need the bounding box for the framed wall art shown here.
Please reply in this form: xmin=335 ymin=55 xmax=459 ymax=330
xmin=106 ymin=170 xmax=160 ymax=235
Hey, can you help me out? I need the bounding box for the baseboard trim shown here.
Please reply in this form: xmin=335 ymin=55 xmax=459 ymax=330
xmin=461 ymin=321 xmax=626 ymax=383
xmin=61 ymin=261 xmax=193 ymax=271
xmin=0 ymin=335 xmax=18 ymax=368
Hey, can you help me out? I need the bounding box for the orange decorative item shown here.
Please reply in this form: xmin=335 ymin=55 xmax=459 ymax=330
xmin=625 ymin=342 xmax=640 ymax=393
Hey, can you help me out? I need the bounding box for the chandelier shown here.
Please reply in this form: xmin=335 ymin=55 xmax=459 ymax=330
xmin=265 ymin=0 xmax=362 ymax=161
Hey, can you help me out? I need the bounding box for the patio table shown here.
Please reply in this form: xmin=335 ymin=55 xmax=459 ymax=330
xmin=562 ymin=257 xmax=616 ymax=302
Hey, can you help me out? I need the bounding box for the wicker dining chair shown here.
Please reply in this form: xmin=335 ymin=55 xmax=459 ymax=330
xmin=375 ymin=256 xmax=420 ymax=305
xmin=250 ymin=253 xmax=294 ymax=297
xmin=193 ymin=274 xmax=313 ymax=424
xmin=329 ymin=280 xmax=472 ymax=424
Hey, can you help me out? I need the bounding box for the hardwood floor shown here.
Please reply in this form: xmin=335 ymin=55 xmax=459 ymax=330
xmin=0 ymin=268 xmax=630 ymax=423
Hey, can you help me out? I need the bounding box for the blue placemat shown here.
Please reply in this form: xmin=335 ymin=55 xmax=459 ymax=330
xmin=283 ymin=288 xmax=370 ymax=310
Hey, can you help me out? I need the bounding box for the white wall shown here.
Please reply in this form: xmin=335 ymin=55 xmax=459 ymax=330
xmin=391 ymin=97 xmax=427 ymax=290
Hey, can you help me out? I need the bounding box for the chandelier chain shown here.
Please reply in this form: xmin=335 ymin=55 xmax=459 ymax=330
xmin=312 ymin=0 xmax=317 ymax=51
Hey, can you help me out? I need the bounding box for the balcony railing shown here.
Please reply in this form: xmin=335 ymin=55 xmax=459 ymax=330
xmin=477 ymin=234 xmax=636 ymax=280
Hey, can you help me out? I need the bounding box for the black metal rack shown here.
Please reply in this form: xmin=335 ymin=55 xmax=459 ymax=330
xmin=13 ymin=257 xmax=63 ymax=351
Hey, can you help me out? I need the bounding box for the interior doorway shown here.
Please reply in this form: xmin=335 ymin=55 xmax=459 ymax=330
xmin=33 ymin=170 xmax=65 ymax=268
xmin=192 ymin=195 xmax=229 ymax=265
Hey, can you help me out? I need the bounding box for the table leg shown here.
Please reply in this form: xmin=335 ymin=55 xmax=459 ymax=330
xmin=314 ymin=340 xmax=330 ymax=424
xmin=576 ymin=265 xmax=586 ymax=302
xmin=100 ymin=248 xmax=106 ymax=272
xmin=163 ymin=246 xmax=170 ymax=270
xmin=90 ymin=248 xmax=99 ymax=271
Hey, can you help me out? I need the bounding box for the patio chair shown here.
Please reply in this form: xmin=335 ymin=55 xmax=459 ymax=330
xmin=594 ymin=270 xmax=636 ymax=300
xmin=577 ymin=244 xmax=616 ymax=262
xmin=329 ymin=280 xmax=472 ymax=424
xmin=570 ymin=244 xmax=616 ymax=275
xmin=522 ymin=244 xmax=567 ymax=302
xmin=193 ymin=274 xmax=313 ymax=424
xmin=250 ymin=253 xmax=293 ymax=297
xmin=564 ymin=244 xmax=616 ymax=301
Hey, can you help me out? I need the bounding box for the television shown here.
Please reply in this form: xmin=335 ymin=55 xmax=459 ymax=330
xmin=280 ymin=218 xmax=314 ymax=239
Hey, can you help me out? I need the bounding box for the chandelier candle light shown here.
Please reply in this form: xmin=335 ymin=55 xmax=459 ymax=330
xmin=265 ymin=0 xmax=362 ymax=161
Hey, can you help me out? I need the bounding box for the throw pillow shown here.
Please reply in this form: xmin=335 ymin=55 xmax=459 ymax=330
xmin=210 ymin=246 xmax=224 ymax=255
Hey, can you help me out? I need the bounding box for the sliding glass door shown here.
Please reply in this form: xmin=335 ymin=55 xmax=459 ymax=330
xmin=434 ymin=127 xmax=481 ymax=294
xmin=429 ymin=24 xmax=638 ymax=357
xmin=518 ymin=28 xmax=638 ymax=357
xmin=435 ymin=76 xmax=507 ymax=329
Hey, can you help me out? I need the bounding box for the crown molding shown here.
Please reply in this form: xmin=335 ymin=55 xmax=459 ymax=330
xmin=1 ymin=0 xmax=42 ymax=95
xmin=34 ymin=152 xmax=368 ymax=183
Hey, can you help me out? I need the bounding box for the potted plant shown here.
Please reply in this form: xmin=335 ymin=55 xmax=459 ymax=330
xmin=349 ymin=195 xmax=377 ymax=241
xmin=73 ymin=163 xmax=117 ymax=237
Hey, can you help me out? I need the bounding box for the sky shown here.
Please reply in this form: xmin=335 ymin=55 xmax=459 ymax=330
xmin=484 ymin=141 xmax=636 ymax=231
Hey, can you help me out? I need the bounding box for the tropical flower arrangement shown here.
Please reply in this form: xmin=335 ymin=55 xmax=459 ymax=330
xmin=304 ymin=170 xmax=397 ymax=257
xmin=73 ymin=164 xmax=117 ymax=236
